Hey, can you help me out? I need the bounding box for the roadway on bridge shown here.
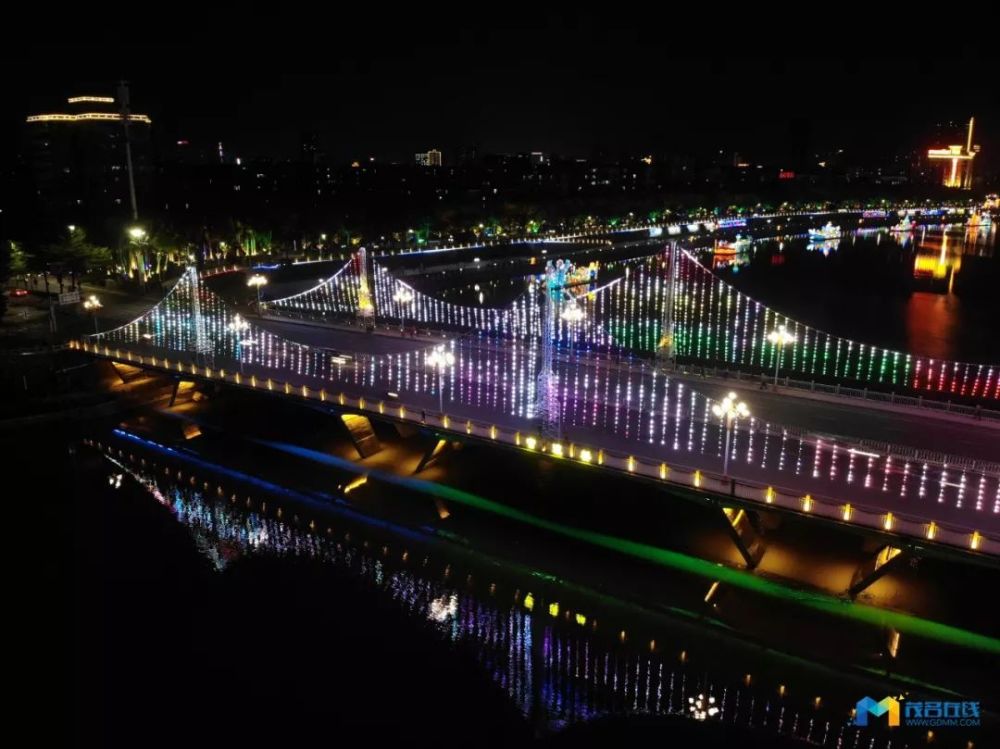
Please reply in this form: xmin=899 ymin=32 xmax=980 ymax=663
xmin=79 ymin=284 xmax=1000 ymax=468
xmin=85 ymin=325 xmax=1000 ymax=544
xmin=78 ymin=276 xmax=1000 ymax=544
xmin=254 ymin=315 xmax=1000 ymax=465
xmin=185 ymin=316 xmax=1000 ymax=539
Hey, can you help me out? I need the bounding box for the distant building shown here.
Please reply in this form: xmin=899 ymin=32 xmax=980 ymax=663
xmin=300 ymin=131 xmax=322 ymax=164
xmin=927 ymin=117 xmax=978 ymax=188
xmin=415 ymin=149 xmax=442 ymax=167
xmin=456 ymin=144 xmax=479 ymax=165
xmin=24 ymin=93 xmax=152 ymax=228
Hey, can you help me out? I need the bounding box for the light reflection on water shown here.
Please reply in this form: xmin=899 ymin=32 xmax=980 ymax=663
xmin=94 ymin=442 xmax=902 ymax=746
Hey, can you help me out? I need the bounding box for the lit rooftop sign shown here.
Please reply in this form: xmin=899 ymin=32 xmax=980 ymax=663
xmin=26 ymin=113 xmax=152 ymax=124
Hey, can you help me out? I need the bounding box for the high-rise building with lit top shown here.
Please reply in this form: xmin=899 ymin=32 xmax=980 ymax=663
xmin=23 ymin=93 xmax=152 ymax=229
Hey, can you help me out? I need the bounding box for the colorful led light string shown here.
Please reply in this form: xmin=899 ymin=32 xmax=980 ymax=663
xmin=264 ymin=215 xmax=997 ymax=396
xmin=89 ymin=268 xmax=1000 ymax=525
xmin=178 ymin=243 xmax=1000 ymax=403
xmin=267 ymin=257 xmax=361 ymax=315
xmin=670 ymin=250 xmax=999 ymax=400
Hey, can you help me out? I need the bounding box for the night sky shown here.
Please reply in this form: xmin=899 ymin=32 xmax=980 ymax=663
xmin=3 ymin=18 xmax=998 ymax=169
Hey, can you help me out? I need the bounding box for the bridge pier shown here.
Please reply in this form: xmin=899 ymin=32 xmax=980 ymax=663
xmin=414 ymin=437 xmax=460 ymax=474
xmin=109 ymin=360 xmax=144 ymax=385
xmin=720 ymin=506 xmax=766 ymax=569
xmin=393 ymin=421 xmax=418 ymax=439
xmin=339 ymin=413 xmax=383 ymax=459
xmin=168 ymin=377 xmax=181 ymax=407
xmin=848 ymin=545 xmax=910 ymax=599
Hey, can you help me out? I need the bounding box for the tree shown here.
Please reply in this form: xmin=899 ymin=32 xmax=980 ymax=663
xmin=45 ymin=227 xmax=112 ymax=289
xmin=8 ymin=240 xmax=31 ymax=289
xmin=0 ymin=240 xmax=11 ymax=319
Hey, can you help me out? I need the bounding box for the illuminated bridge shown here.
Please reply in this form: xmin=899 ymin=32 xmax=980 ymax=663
xmin=269 ymin=240 xmax=1000 ymax=403
xmin=73 ymin=250 xmax=1000 ymax=571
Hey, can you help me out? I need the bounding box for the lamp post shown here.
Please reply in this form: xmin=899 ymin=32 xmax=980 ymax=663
xmin=127 ymin=226 xmax=147 ymax=284
xmin=559 ymin=301 xmax=585 ymax=323
xmin=712 ymin=391 xmax=749 ymax=477
xmin=227 ymin=313 xmax=250 ymax=372
xmin=393 ymin=286 xmax=414 ymax=332
xmin=247 ymin=274 xmax=268 ymax=316
xmin=83 ymin=295 xmax=102 ymax=335
xmin=766 ymin=324 xmax=797 ymax=386
xmin=687 ymin=694 xmax=720 ymax=722
xmin=426 ymin=344 xmax=455 ymax=414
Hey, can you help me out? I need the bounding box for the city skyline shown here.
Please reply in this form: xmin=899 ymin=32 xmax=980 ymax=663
xmin=3 ymin=34 xmax=998 ymax=172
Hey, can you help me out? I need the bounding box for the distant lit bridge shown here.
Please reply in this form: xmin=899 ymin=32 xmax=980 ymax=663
xmin=73 ymin=259 xmax=1000 ymax=564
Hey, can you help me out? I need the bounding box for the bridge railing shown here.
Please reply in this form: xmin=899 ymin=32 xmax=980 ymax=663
xmin=551 ymin=353 xmax=1000 ymax=474
xmin=73 ymin=339 xmax=999 ymax=558
xmin=669 ymin=363 xmax=1000 ymax=424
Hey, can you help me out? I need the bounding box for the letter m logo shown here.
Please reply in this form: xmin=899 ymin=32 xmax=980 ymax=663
xmin=855 ymin=697 xmax=900 ymax=727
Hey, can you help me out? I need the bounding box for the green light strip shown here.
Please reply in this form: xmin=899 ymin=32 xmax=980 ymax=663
xmin=432 ymin=481 xmax=1000 ymax=654
xmin=266 ymin=441 xmax=1000 ymax=655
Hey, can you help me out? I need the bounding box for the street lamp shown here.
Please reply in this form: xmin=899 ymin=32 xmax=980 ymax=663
xmin=766 ymin=324 xmax=797 ymax=386
xmin=687 ymin=694 xmax=720 ymax=722
xmin=712 ymin=391 xmax=749 ymax=477
xmin=83 ymin=294 xmax=102 ymax=335
xmin=227 ymin=313 xmax=249 ymax=335
xmin=426 ymin=344 xmax=455 ymax=414
xmin=393 ymin=286 xmax=415 ymax=332
xmin=126 ymin=226 xmax=149 ymax=283
xmin=559 ymin=302 xmax=585 ymax=322
xmin=247 ymin=274 xmax=268 ymax=315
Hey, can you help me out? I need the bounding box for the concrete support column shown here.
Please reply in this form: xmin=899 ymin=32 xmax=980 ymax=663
xmin=848 ymin=545 xmax=910 ymax=599
xmin=720 ymin=505 xmax=766 ymax=569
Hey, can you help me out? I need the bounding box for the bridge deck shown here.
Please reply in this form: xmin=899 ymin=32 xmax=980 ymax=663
xmin=77 ymin=337 xmax=1000 ymax=557
xmin=256 ymin=317 xmax=1000 ymax=464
